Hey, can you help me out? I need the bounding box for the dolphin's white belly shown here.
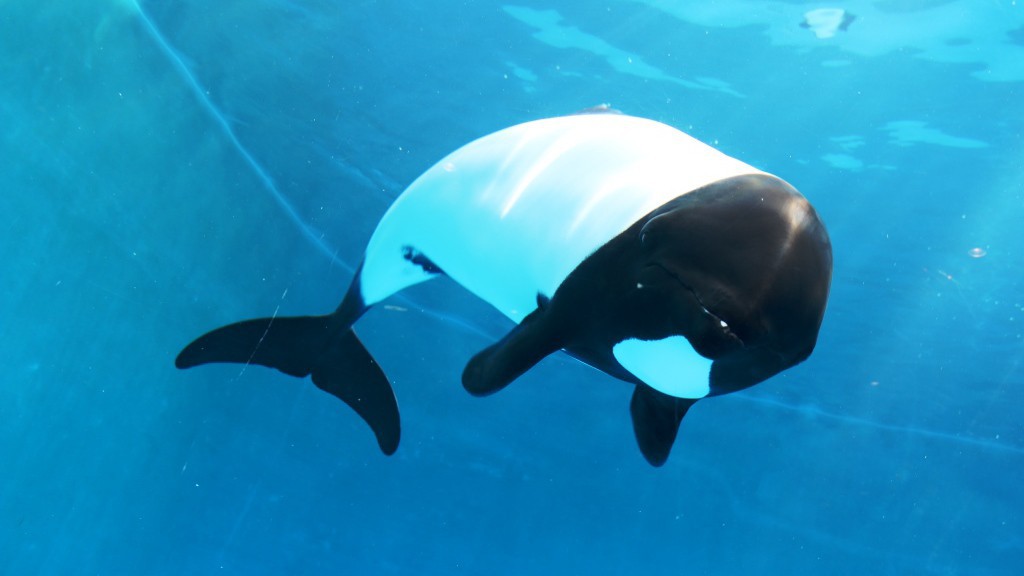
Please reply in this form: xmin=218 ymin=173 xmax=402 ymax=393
xmin=359 ymin=114 xmax=762 ymax=322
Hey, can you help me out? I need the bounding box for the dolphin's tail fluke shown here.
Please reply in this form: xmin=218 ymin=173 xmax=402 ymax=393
xmin=175 ymin=314 xmax=400 ymax=455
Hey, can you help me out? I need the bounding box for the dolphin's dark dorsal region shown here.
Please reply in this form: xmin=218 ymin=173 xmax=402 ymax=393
xmin=177 ymin=114 xmax=832 ymax=466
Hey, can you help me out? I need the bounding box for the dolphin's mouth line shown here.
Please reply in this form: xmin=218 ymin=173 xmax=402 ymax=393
xmin=650 ymin=264 xmax=745 ymax=347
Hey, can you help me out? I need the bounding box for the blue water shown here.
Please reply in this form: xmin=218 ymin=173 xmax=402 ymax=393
xmin=2 ymin=1 xmax=1022 ymax=574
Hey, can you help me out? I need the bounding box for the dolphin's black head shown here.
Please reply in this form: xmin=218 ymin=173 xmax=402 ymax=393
xmin=637 ymin=174 xmax=833 ymax=395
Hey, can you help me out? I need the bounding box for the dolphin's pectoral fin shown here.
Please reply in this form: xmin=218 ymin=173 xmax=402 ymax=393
xmin=462 ymin=308 xmax=561 ymax=397
xmin=176 ymin=315 xmax=400 ymax=455
xmin=630 ymin=384 xmax=697 ymax=467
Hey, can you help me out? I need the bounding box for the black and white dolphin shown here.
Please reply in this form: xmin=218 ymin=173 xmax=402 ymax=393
xmin=176 ymin=112 xmax=832 ymax=466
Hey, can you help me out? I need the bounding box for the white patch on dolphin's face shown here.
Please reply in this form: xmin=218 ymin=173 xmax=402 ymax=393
xmin=613 ymin=336 xmax=711 ymax=399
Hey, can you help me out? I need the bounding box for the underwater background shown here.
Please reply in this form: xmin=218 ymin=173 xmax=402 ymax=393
xmin=2 ymin=0 xmax=1022 ymax=574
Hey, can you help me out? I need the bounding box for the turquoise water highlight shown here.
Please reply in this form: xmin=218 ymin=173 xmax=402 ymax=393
xmin=2 ymin=1 xmax=1022 ymax=574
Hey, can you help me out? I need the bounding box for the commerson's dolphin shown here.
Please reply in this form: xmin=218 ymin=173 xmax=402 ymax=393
xmin=176 ymin=111 xmax=832 ymax=466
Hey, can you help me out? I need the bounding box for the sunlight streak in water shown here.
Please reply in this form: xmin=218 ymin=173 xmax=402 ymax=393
xmin=130 ymin=2 xmax=503 ymax=343
xmin=734 ymin=393 xmax=1024 ymax=455
xmin=130 ymin=1 xmax=347 ymax=269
